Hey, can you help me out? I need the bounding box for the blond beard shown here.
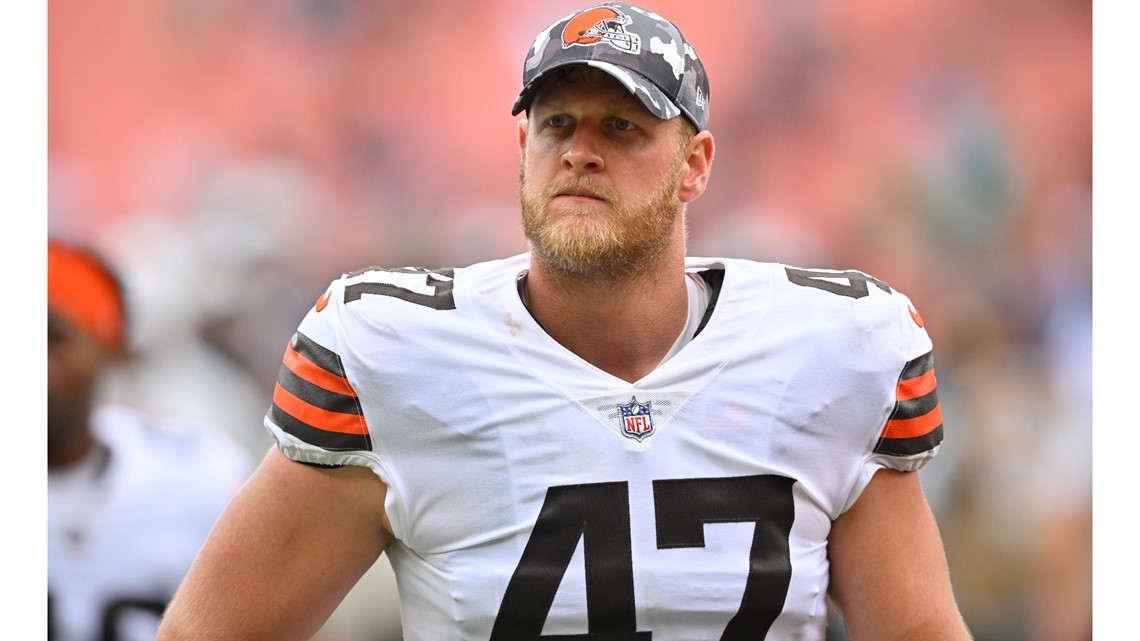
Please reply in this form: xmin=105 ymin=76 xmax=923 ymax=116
xmin=518 ymin=151 xmax=686 ymax=282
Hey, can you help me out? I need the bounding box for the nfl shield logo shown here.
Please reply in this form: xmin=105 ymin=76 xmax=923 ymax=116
xmin=619 ymin=397 xmax=654 ymax=441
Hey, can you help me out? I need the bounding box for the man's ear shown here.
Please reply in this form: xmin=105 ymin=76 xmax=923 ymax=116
xmin=518 ymin=118 xmax=529 ymax=157
xmin=679 ymin=130 xmax=715 ymax=204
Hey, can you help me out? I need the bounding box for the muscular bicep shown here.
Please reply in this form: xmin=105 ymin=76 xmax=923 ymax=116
xmin=157 ymin=447 xmax=392 ymax=641
xmin=827 ymin=469 xmax=971 ymax=641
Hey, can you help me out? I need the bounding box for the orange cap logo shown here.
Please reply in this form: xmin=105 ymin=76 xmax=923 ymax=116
xmin=562 ymin=6 xmax=641 ymax=52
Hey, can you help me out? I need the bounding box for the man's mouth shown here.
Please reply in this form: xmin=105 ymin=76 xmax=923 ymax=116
xmin=554 ymin=185 xmax=607 ymax=201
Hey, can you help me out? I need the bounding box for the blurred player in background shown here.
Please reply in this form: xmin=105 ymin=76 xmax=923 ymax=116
xmin=48 ymin=238 xmax=255 ymax=641
xmin=156 ymin=3 xmax=971 ymax=640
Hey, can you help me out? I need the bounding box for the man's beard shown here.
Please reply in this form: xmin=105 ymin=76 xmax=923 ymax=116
xmin=518 ymin=154 xmax=685 ymax=282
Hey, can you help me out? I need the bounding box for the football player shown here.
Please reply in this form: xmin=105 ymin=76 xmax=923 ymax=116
xmin=157 ymin=3 xmax=972 ymax=640
xmin=48 ymin=238 xmax=254 ymax=641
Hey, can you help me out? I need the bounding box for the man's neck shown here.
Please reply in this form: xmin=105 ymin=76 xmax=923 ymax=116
xmin=522 ymin=253 xmax=691 ymax=383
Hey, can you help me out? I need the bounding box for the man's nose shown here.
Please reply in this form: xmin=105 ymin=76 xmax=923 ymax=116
xmin=561 ymin=126 xmax=605 ymax=173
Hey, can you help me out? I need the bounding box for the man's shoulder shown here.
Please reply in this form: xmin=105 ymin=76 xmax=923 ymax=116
xmin=707 ymin=258 xmax=917 ymax=311
xmin=691 ymin=257 xmax=931 ymax=356
xmin=322 ymin=253 xmax=526 ymax=312
xmin=293 ymin=253 xmax=528 ymax=357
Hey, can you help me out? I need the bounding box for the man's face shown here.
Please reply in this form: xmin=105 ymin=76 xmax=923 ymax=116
xmin=47 ymin=309 xmax=113 ymax=437
xmin=518 ymin=66 xmax=692 ymax=281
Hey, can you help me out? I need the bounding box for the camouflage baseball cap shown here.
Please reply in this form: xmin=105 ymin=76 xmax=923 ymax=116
xmin=511 ymin=3 xmax=710 ymax=131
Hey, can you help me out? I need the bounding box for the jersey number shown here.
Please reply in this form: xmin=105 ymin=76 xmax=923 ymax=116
xmin=785 ymin=267 xmax=892 ymax=299
xmin=490 ymin=475 xmax=796 ymax=640
xmin=343 ymin=267 xmax=456 ymax=310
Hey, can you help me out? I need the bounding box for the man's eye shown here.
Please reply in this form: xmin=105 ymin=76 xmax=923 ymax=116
xmin=613 ymin=118 xmax=634 ymax=131
xmin=547 ymin=115 xmax=570 ymax=127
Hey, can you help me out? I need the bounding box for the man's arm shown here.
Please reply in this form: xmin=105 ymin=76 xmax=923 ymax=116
xmin=156 ymin=447 xmax=393 ymax=641
xmin=828 ymin=468 xmax=972 ymax=641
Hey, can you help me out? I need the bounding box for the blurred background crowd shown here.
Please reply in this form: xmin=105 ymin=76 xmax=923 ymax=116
xmin=48 ymin=0 xmax=1091 ymax=640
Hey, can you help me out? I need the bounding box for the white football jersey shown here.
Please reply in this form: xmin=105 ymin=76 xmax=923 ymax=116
xmin=265 ymin=252 xmax=943 ymax=641
xmin=48 ymin=405 xmax=254 ymax=641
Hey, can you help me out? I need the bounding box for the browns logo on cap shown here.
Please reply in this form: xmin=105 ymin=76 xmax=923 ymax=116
xmin=512 ymin=2 xmax=710 ymax=131
xmin=562 ymin=6 xmax=641 ymax=52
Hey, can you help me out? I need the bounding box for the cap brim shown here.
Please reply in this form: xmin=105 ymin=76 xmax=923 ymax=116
xmin=511 ymin=60 xmax=679 ymax=122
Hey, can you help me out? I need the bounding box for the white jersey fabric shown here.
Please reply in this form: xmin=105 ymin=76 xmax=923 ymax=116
xmin=265 ymin=252 xmax=944 ymax=641
xmin=48 ymin=405 xmax=253 ymax=641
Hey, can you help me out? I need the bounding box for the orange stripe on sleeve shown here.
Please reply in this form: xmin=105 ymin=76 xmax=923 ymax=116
xmin=283 ymin=343 xmax=357 ymax=397
xmin=881 ymin=403 xmax=943 ymax=440
xmin=272 ymin=382 xmax=369 ymax=436
xmin=896 ymin=369 xmax=937 ymax=402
